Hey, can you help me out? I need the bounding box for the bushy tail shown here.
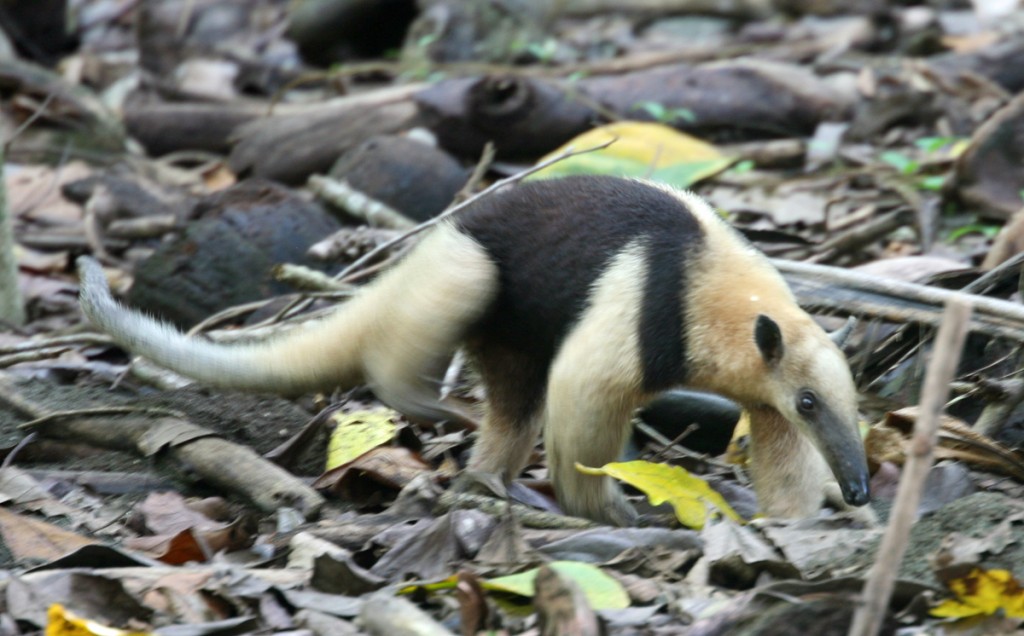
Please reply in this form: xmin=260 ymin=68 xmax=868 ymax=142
xmin=77 ymin=224 xmax=499 ymax=420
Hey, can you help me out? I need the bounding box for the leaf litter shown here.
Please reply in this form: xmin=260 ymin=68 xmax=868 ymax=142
xmin=2 ymin=0 xmax=1024 ymax=633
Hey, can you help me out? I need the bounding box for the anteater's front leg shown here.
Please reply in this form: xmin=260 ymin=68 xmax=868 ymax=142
xmin=541 ymin=263 xmax=649 ymax=526
xmin=544 ymin=363 xmax=645 ymax=526
xmin=748 ymin=407 xmax=828 ymax=517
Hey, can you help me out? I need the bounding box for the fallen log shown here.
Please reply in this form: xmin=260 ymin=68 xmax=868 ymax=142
xmin=123 ymin=96 xmax=269 ymax=156
xmin=3 ymin=374 xmax=324 ymax=519
xmin=229 ymin=85 xmax=422 ymax=184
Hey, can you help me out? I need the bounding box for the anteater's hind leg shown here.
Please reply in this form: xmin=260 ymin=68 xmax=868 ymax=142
xmin=357 ymin=225 xmax=499 ymax=423
xmin=467 ymin=346 xmax=548 ymax=481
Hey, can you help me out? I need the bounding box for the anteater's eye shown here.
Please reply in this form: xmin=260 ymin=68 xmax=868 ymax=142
xmin=798 ymin=391 xmax=817 ymax=413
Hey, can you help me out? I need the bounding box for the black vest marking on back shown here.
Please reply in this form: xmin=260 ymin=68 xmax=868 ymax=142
xmin=456 ymin=176 xmax=706 ymax=419
xmin=638 ymin=219 xmax=693 ymax=392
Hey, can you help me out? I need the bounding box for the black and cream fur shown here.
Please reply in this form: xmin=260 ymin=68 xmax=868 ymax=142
xmin=78 ymin=176 xmax=870 ymax=526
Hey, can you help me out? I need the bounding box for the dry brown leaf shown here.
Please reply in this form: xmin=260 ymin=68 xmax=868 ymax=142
xmin=0 ymin=508 xmax=96 ymax=563
xmin=202 ymin=162 xmax=237 ymax=191
xmin=136 ymin=492 xmax=228 ymax=535
xmin=5 ymin=162 xmax=91 ymax=222
xmin=865 ymin=424 xmax=905 ymax=469
xmin=455 ymin=570 xmax=489 ymax=636
xmin=139 ymin=569 xmax=229 ymax=623
xmin=940 ymin=32 xmax=1001 ymax=54
xmin=875 ymin=408 xmax=1024 ymax=480
xmin=125 ymin=493 xmax=251 ymax=563
xmin=128 ymin=518 xmax=251 ymax=561
xmin=126 ymin=529 xmax=207 ymax=565
xmin=16 ymin=245 xmax=68 ymax=272
xmin=313 ymin=446 xmax=432 ymax=501
xmin=534 ymin=564 xmax=601 ymax=636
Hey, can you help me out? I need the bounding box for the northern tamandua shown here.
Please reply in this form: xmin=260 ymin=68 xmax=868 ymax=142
xmin=77 ymin=176 xmax=871 ymax=526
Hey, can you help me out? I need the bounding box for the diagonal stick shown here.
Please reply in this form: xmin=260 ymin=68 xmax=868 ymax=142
xmin=848 ymin=296 xmax=973 ymax=636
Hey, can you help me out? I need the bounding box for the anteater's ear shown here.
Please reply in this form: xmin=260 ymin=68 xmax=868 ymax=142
xmin=755 ymin=314 xmax=784 ymax=367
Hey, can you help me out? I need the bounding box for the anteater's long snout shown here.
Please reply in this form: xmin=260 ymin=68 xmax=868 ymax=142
xmin=815 ymin=411 xmax=871 ymax=507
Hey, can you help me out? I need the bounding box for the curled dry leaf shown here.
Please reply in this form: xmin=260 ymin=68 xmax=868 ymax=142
xmin=871 ymin=407 xmax=1024 ymax=481
xmin=314 ymin=446 xmax=432 ymax=502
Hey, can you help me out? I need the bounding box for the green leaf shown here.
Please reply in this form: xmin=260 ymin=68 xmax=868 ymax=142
xmin=917 ymin=175 xmax=945 ymax=191
xmin=482 ymin=562 xmax=630 ymax=610
xmin=670 ymin=107 xmax=696 ymax=123
xmin=416 ymin=33 xmax=438 ymax=47
xmin=633 ymin=100 xmax=667 ymax=121
xmin=576 ymin=460 xmax=741 ymax=528
xmin=631 ymin=102 xmax=696 ymax=124
xmin=398 ymin=562 xmax=630 ymax=611
xmin=731 ymin=159 xmax=755 ymax=174
xmin=879 ymin=151 xmax=918 ymax=175
xmin=914 ymin=136 xmax=954 ymax=153
xmin=947 ymin=223 xmax=1000 ymax=242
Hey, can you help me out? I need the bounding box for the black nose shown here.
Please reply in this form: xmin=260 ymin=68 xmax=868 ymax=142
xmin=842 ymin=476 xmax=871 ymax=507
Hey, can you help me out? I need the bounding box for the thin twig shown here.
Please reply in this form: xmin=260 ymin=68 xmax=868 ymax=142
xmin=963 ymin=251 xmax=1024 ymax=295
xmin=436 ymin=490 xmax=596 ymax=529
xmin=0 ymin=334 xmax=115 ymax=355
xmin=5 ymin=92 xmax=57 ymax=147
xmin=648 ymin=422 xmax=698 ymax=462
xmin=0 ymin=347 xmax=71 ymax=368
xmin=452 ymin=142 xmax=496 ymax=205
xmin=233 ymin=137 xmax=615 ymax=330
xmin=185 ymin=297 xmax=288 ymax=336
xmin=1 ymin=432 xmax=36 ymax=470
xmin=338 ymin=251 xmax=403 ymax=284
xmin=776 ymin=259 xmax=1024 ymax=342
xmin=848 ymin=297 xmax=973 ymax=636
xmin=332 ymin=136 xmax=616 ymax=282
xmin=633 ymin=421 xmax=734 ymax=472
xmin=19 ymin=405 xmax=187 ymax=431
xmin=0 ymin=374 xmax=45 ymax=418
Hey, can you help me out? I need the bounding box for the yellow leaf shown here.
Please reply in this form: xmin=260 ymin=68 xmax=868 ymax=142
xmin=46 ymin=604 xmax=152 ymax=636
xmin=931 ymin=568 xmax=1024 ymax=619
xmin=576 ymin=460 xmax=741 ymax=529
xmin=530 ymin=121 xmax=733 ymax=187
xmin=482 ymin=561 xmax=629 ymax=610
xmin=325 ymin=409 xmax=398 ymax=471
xmin=726 ymin=411 xmax=752 ymax=466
